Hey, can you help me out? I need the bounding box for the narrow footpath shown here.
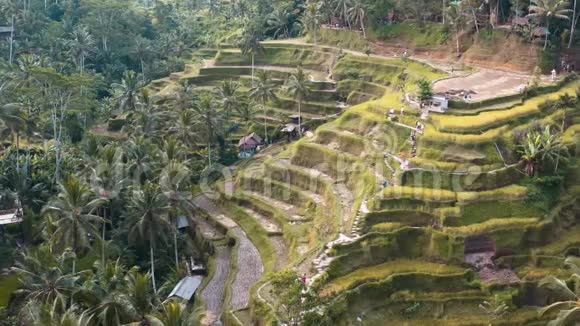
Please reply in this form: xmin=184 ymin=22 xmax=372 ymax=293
xmin=193 ymin=194 xmax=264 ymax=316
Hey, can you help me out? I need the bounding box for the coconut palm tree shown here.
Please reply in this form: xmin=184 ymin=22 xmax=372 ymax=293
xmin=568 ymin=0 xmax=578 ymax=48
xmin=19 ymin=299 xmax=83 ymax=326
xmin=89 ymin=146 xmax=127 ymax=265
xmin=12 ymin=247 xmax=78 ymax=305
xmin=111 ymin=70 xmax=145 ymax=112
xmin=76 ymin=259 xmax=133 ymax=325
xmin=169 ymin=110 xmax=199 ymax=147
xmin=347 ymin=0 xmax=367 ymax=38
xmin=123 ymin=267 xmax=157 ymax=323
xmin=216 ymin=79 xmax=242 ymax=120
xmin=239 ymin=28 xmax=263 ymax=87
xmin=303 ymin=1 xmax=322 ymax=44
xmin=45 ymin=176 xmax=104 ymax=273
xmin=0 ymin=103 xmax=27 ymax=171
xmin=236 ymin=101 xmax=258 ymax=125
xmin=333 ymin=0 xmax=353 ymax=29
xmin=125 ymin=136 xmax=159 ymax=185
xmin=249 ymin=70 xmax=277 ymax=143
xmin=152 ymin=299 xmax=203 ymax=326
xmin=286 ymin=66 xmax=311 ymax=137
xmin=538 ymin=256 xmax=580 ymax=326
xmin=127 ymin=182 xmax=171 ymax=294
xmin=191 ymin=94 xmax=224 ymax=168
xmin=65 ymin=25 xmax=95 ymax=75
xmin=131 ymin=37 xmax=153 ymax=81
xmin=527 ymin=0 xmax=573 ymax=50
xmin=159 ymin=160 xmax=191 ymax=271
xmin=267 ymin=8 xmax=300 ymax=39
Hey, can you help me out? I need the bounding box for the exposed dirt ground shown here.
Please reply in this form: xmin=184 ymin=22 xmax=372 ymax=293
xmin=433 ymin=68 xmax=531 ymax=101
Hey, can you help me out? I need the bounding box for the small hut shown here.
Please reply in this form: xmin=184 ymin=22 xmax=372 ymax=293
xmin=168 ymin=276 xmax=204 ymax=302
xmin=238 ymin=132 xmax=263 ymax=158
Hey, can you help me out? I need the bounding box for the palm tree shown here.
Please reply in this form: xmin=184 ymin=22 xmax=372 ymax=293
xmin=0 ymin=103 xmax=27 ymax=171
xmin=125 ymin=136 xmax=159 ymax=185
xmin=347 ymin=0 xmax=367 ymax=38
xmin=249 ymin=70 xmax=277 ymax=143
xmin=239 ymin=28 xmax=263 ymax=87
xmin=303 ymin=1 xmax=322 ymax=44
xmin=20 ymin=299 xmax=83 ymax=326
xmin=159 ymin=160 xmax=191 ymax=271
xmin=132 ymin=37 xmax=153 ymax=81
xmin=12 ymin=247 xmax=78 ymax=305
xmin=45 ymin=176 xmax=104 ymax=273
xmin=333 ymin=0 xmax=353 ymax=29
xmin=152 ymin=299 xmax=203 ymax=326
xmin=267 ymin=8 xmax=298 ymax=39
xmin=527 ymin=0 xmax=572 ymax=50
xmin=538 ymin=256 xmax=580 ymax=326
xmin=169 ymin=109 xmax=199 ymax=147
xmin=216 ymin=79 xmax=242 ymax=120
xmin=127 ymin=182 xmax=171 ymax=294
xmin=90 ymin=146 xmax=127 ymax=265
xmin=65 ymin=25 xmax=95 ymax=75
xmin=111 ymin=70 xmax=145 ymax=112
xmin=568 ymin=0 xmax=578 ymax=48
xmin=286 ymin=66 xmax=311 ymax=137
xmin=130 ymin=89 xmax=168 ymax=138
xmin=446 ymin=1 xmax=464 ymax=55
xmin=191 ymin=94 xmax=224 ymax=168
xmin=76 ymin=260 xmax=133 ymax=325
xmin=123 ymin=267 xmax=156 ymax=323
xmin=236 ymin=101 xmax=257 ymax=125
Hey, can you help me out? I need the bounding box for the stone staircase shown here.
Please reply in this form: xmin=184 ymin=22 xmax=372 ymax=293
xmin=307 ymin=233 xmax=358 ymax=286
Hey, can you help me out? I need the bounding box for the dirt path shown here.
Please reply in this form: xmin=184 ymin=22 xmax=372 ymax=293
xmin=192 ymin=194 xmax=264 ymax=312
xmin=201 ymin=246 xmax=230 ymax=325
xmin=229 ymin=227 xmax=264 ymax=310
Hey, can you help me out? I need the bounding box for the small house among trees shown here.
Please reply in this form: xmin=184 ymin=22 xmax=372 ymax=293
xmin=238 ymin=132 xmax=263 ymax=158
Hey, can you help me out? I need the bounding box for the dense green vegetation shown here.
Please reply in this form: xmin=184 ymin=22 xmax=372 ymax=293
xmin=0 ymin=0 xmax=579 ymax=325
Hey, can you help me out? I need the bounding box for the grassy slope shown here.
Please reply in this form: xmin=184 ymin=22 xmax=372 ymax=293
xmin=0 ymin=274 xmax=19 ymax=307
xmin=320 ymin=260 xmax=465 ymax=296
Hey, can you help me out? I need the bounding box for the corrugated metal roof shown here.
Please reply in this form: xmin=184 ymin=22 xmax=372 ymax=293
xmin=168 ymin=276 xmax=203 ymax=300
xmin=177 ymin=215 xmax=189 ymax=229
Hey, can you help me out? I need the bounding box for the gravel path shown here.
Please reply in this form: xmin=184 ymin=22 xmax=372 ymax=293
xmin=230 ymin=227 xmax=264 ymax=310
xmin=193 ymin=194 xmax=265 ymax=312
xmin=201 ymin=246 xmax=230 ymax=325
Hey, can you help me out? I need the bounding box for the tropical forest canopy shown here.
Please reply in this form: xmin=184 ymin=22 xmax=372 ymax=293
xmin=0 ymin=0 xmax=579 ymax=325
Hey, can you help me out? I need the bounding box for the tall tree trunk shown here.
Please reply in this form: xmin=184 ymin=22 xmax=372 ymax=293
xmin=72 ymin=218 xmax=77 ymax=274
xmin=263 ymin=100 xmax=268 ymax=143
xmin=298 ymin=99 xmax=302 ymax=136
xmin=569 ymin=0 xmax=578 ymax=48
xmin=207 ymin=140 xmax=212 ymax=167
xmin=471 ymin=8 xmax=479 ymax=33
xmin=15 ymin=132 xmax=20 ymax=172
xmin=150 ymin=231 xmax=157 ymax=294
xmin=442 ymin=0 xmax=446 ymax=23
xmin=251 ymin=53 xmax=255 ymax=87
xmin=455 ymin=27 xmax=460 ymax=55
xmin=172 ymin=208 xmax=179 ymax=272
xmin=141 ymin=59 xmax=146 ymax=81
xmin=361 ymin=18 xmax=366 ymax=39
xmin=101 ymin=207 xmax=106 ymax=266
xmin=544 ymin=20 xmax=550 ymax=50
